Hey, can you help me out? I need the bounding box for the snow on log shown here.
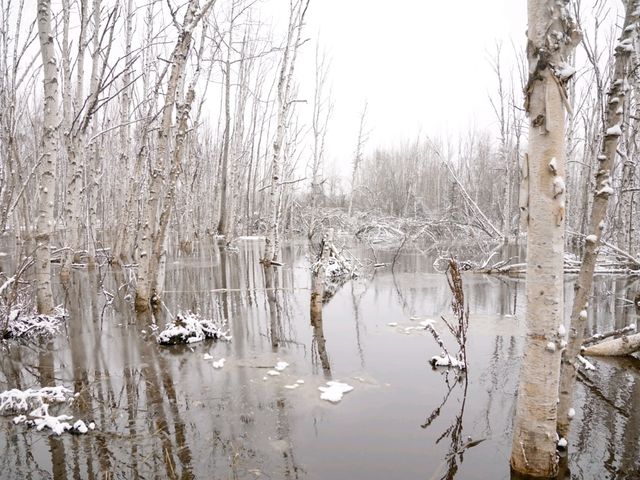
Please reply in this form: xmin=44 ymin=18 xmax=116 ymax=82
xmin=1 ymin=307 xmax=67 ymax=339
xmin=0 ymin=386 xmax=73 ymax=414
xmin=582 ymin=332 xmax=640 ymax=356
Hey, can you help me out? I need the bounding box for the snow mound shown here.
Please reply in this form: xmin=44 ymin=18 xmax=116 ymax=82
xmin=0 ymin=386 xmax=73 ymax=415
xmin=157 ymin=312 xmax=231 ymax=346
xmin=12 ymin=403 xmax=93 ymax=436
xmin=318 ymin=381 xmax=354 ymax=403
xmin=430 ymin=353 xmax=465 ymax=369
xmin=2 ymin=307 xmax=67 ymax=340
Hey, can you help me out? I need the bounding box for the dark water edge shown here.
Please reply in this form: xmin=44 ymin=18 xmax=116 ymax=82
xmin=0 ymin=238 xmax=638 ymax=479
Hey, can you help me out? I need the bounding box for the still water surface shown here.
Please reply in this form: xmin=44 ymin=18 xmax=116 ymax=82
xmin=0 ymin=239 xmax=638 ymax=479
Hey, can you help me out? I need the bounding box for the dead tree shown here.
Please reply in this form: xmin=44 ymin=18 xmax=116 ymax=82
xmin=262 ymin=0 xmax=310 ymax=265
xmin=347 ymin=101 xmax=367 ymax=218
xmin=557 ymin=1 xmax=639 ymax=441
xmin=135 ymin=0 xmax=215 ymax=311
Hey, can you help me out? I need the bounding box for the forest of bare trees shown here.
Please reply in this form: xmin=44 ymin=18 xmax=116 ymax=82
xmin=0 ymin=0 xmax=639 ymax=296
xmin=0 ymin=0 xmax=639 ymax=478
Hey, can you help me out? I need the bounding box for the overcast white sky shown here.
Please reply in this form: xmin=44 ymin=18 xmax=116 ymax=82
xmin=288 ymin=0 xmax=527 ymax=169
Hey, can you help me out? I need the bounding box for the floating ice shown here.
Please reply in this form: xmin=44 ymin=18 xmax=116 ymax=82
xmin=387 ymin=322 xmax=398 ymax=327
xmin=296 ymin=379 xmax=305 ymax=384
xmin=267 ymin=370 xmax=280 ymax=376
xmin=284 ymin=384 xmax=300 ymax=390
xmin=557 ymin=437 xmax=568 ymax=448
xmin=274 ymin=361 xmax=289 ymax=372
xmin=212 ymin=358 xmax=226 ymax=369
xmin=568 ymin=408 xmax=576 ymax=419
xmin=546 ymin=342 xmax=557 ymax=352
xmin=203 ymin=353 xmax=213 ymax=360
xmin=318 ymin=381 xmax=354 ymax=403
xmin=558 ymin=325 xmax=566 ymax=336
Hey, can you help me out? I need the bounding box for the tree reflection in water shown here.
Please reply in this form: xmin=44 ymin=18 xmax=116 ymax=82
xmin=0 ymin=239 xmax=637 ymax=479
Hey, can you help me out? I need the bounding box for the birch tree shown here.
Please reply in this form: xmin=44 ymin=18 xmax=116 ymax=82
xmin=135 ymin=0 xmax=215 ymax=311
xmin=308 ymin=40 xmax=332 ymax=237
xmin=510 ymin=0 xmax=580 ymax=477
xmin=262 ymin=0 xmax=310 ymax=265
xmin=0 ymin=0 xmax=37 ymax=236
xmin=557 ymin=1 xmax=639 ymax=441
xmin=347 ymin=101 xmax=367 ymax=217
xmin=35 ymin=0 xmax=59 ymax=314
xmin=216 ymin=1 xmax=236 ymax=238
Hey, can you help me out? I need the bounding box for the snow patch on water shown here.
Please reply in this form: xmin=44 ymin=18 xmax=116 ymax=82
xmin=274 ymin=361 xmax=289 ymax=372
xmin=212 ymin=358 xmax=226 ymax=369
xmin=318 ymin=381 xmax=354 ymax=403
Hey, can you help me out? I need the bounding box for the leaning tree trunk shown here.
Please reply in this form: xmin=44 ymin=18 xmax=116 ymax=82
xmin=510 ymin=0 xmax=580 ymax=477
xmin=135 ymin=0 xmax=214 ymax=311
xmin=557 ymin=1 xmax=639 ymax=440
xmin=135 ymin=2 xmax=198 ymax=310
xmin=34 ymin=0 xmax=59 ymax=314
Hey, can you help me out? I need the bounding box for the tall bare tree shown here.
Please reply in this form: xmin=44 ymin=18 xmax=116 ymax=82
xmin=557 ymin=0 xmax=639 ymax=441
xmin=308 ymin=39 xmax=332 ymax=237
xmin=262 ymin=0 xmax=310 ymax=265
xmin=35 ymin=0 xmax=59 ymax=314
xmin=510 ymin=0 xmax=580 ymax=477
xmin=348 ymin=101 xmax=367 ymax=218
xmin=135 ymin=0 xmax=215 ymax=311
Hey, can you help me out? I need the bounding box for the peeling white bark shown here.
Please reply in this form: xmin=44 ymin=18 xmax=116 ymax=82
xmin=510 ymin=0 xmax=580 ymax=477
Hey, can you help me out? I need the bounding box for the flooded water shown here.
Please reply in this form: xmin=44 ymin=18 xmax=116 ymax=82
xmin=0 ymin=239 xmax=638 ymax=479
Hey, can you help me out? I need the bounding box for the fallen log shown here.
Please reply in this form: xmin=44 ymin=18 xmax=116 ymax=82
xmin=582 ymin=332 xmax=640 ymax=356
xmin=582 ymin=324 xmax=636 ymax=347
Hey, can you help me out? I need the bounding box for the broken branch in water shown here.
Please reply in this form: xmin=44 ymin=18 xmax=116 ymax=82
xmin=424 ymin=259 xmax=469 ymax=370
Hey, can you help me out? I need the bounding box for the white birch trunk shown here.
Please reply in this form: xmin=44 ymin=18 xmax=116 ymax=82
xmin=112 ymin=0 xmax=134 ymax=264
xmin=35 ymin=0 xmax=59 ymax=314
xmin=263 ymin=0 xmax=309 ymax=265
xmin=60 ymin=0 xmax=87 ymax=279
xmin=510 ymin=1 xmax=580 ymax=476
xmin=135 ymin=0 xmax=214 ymax=310
xmin=348 ymin=102 xmax=367 ymax=218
